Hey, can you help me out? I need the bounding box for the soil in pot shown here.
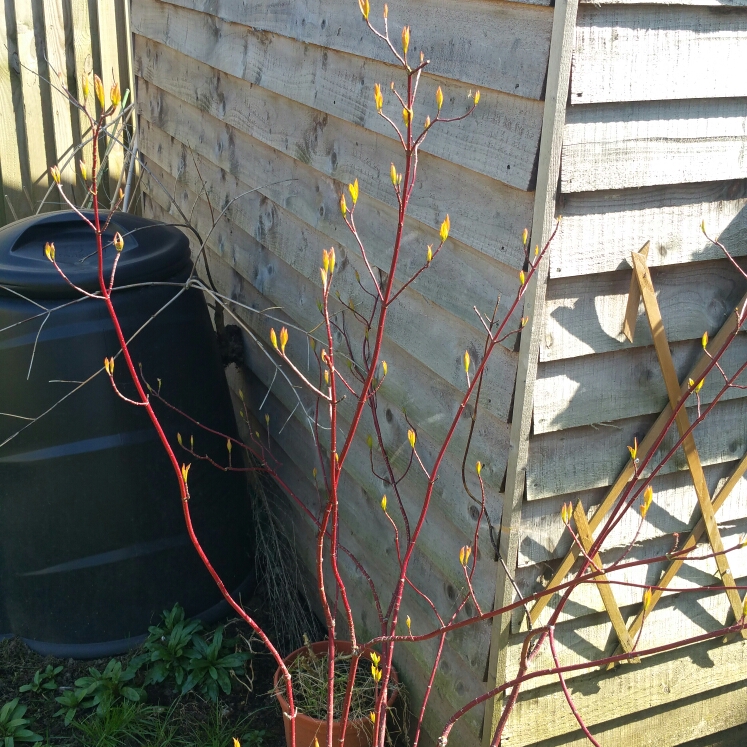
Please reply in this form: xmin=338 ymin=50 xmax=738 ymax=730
xmin=274 ymin=641 xmax=400 ymax=747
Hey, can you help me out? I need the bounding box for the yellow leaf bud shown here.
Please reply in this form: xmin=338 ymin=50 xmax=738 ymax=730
xmin=425 ymin=115 xmax=431 ymax=129
xmin=177 ymin=432 xmax=183 ymax=447
xmin=324 ymin=370 xmax=330 ymax=385
xmin=381 ymin=360 xmax=387 ymax=376
xmin=640 ymin=485 xmax=653 ymax=518
xmin=234 ymin=739 xmax=241 ymax=747
xmin=227 ymin=438 xmax=233 ymax=454
xmin=561 ymin=502 xmax=570 ymax=525
xmin=322 ymin=248 xmax=330 ymax=274
xmin=701 ymin=220 xmax=706 ymax=235
xmin=190 ymin=434 xmax=194 ymax=450
xmin=94 ymin=74 xmax=105 ymax=109
xmin=320 ymin=267 xmax=328 ymax=288
xmin=374 ymin=83 xmax=383 ymax=112
xmin=436 ymin=86 xmax=443 ymax=111
xmin=79 ymin=159 xmax=88 ymax=181
xmin=358 ymin=0 xmax=370 ymax=20
xmin=401 ymin=26 xmax=410 ymax=56
xmin=743 ymin=594 xmax=747 ymax=620
xmin=628 ymin=436 xmax=638 ymax=462
xmin=369 ymin=713 xmax=376 ymax=724
xmin=476 ymin=461 xmax=482 ymax=476
xmin=270 ymin=328 xmax=278 ymax=349
xmin=328 ymin=247 xmax=336 ymax=275
xmin=371 ymin=665 xmax=382 ymax=682
xmin=463 ymin=350 xmax=470 ymax=374
xmin=459 ymin=545 xmax=471 ymax=567
xmin=367 ymin=434 xmax=373 ymax=450
xmin=44 ymin=242 xmax=55 ymax=262
xmin=407 ymin=429 xmax=416 ymax=449
xmin=474 ymin=90 xmax=480 ymax=105
xmin=402 ymin=107 xmax=411 ymax=127
xmin=383 ymin=4 xmax=388 ymax=19
xmin=381 ymin=495 xmax=387 ymax=512
xmin=340 ymin=193 xmax=348 ymax=217
xmin=521 ymin=228 xmax=528 ymax=246
xmin=642 ymin=587 xmax=652 ymax=613
xmin=535 ymin=244 xmax=539 ymax=257
xmin=406 ymin=615 xmax=411 ymax=630
xmin=348 ymin=178 xmax=359 ymax=205
xmin=110 ymin=81 xmax=121 ymax=108
xmin=390 ymin=163 xmax=398 ymax=186
xmin=370 ymin=652 xmax=380 ymax=667
xmin=426 ymin=245 xmax=432 ymax=263
xmin=439 ymin=214 xmax=450 ymax=243
xmin=113 ymin=232 xmax=124 ymax=252
xmin=181 ymin=463 xmax=191 ymax=484
xmin=50 ymin=165 xmax=61 ymax=184
xmin=521 ymin=316 xmax=529 ymax=327
xmin=519 ymin=270 xmax=526 ymax=286
xmin=81 ymin=72 xmax=90 ymax=100
xmin=279 ymin=326 xmax=288 ymax=354
xmin=702 ymin=331 xmax=709 ymax=349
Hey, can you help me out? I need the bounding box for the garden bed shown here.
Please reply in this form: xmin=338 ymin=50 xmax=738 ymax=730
xmin=0 ymin=586 xmax=286 ymax=746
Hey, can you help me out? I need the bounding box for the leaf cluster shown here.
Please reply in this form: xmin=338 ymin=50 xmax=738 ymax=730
xmin=18 ymin=666 xmax=63 ymax=698
xmin=0 ymin=698 xmax=43 ymax=745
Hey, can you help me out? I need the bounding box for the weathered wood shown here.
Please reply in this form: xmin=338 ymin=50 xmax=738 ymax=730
xmin=551 ymin=180 xmax=747 ymax=279
xmin=571 ymin=501 xmax=638 ymax=656
xmin=629 ymin=250 xmax=744 ymax=631
xmin=580 ymin=0 xmax=747 ymax=5
xmin=504 ymin=637 xmax=747 ymax=746
xmin=69 ymin=0 xmax=95 ymax=171
xmin=562 ymin=98 xmax=747 ymax=192
xmin=572 ymin=5 xmax=747 ymax=104
xmin=154 ymin=0 xmax=554 ymax=97
xmin=131 ymin=1 xmax=545 ymax=191
xmin=135 ymin=110 xmax=525 ymax=338
xmin=542 ymin=258 xmax=747 ymax=362
xmin=134 ymin=50 xmax=535 ymax=270
xmin=528 ymin=291 xmax=747 ymax=621
xmin=528 ymin=395 xmax=747 ymax=501
xmin=518 ymin=458 xmax=747 ymax=567
xmin=42 ymin=0 xmax=77 ymax=200
xmin=14 ymin=0 xmax=52 ymax=209
xmin=534 ymin=335 xmax=747 ymax=434
xmin=484 ymin=0 xmax=580 ymax=741
xmin=0 ymin=0 xmax=25 ymax=221
xmin=137 ymin=127 xmax=520 ymax=426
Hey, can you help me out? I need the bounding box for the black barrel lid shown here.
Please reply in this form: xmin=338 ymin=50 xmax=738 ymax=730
xmin=0 ymin=210 xmax=192 ymax=299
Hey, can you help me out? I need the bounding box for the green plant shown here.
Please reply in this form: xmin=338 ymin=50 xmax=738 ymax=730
xmin=19 ymin=666 xmax=63 ymax=698
xmin=133 ymin=604 xmax=205 ymax=689
xmin=0 ymin=699 xmax=43 ymax=745
xmin=74 ymin=702 xmax=180 ymax=747
xmin=181 ymin=626 xmax=251 ymax=702
xmin=55 ymin=660 xmax=143 ymax=724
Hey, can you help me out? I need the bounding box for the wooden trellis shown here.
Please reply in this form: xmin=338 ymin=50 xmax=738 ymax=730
xmin=529 ymin=243 xmax=747 ymax=655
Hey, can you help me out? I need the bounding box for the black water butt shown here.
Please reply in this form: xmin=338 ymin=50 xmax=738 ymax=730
xmin=0 ymin=210 xmax=254 ymax=657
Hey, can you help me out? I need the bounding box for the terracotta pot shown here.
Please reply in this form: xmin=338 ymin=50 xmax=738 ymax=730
xmin=273 ymin=640 xmax=399 ymax=747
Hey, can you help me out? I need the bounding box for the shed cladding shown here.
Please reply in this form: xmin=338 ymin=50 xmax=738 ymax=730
xmin=506 ymin=2 xmax=747 ymax=745
xmin=132 ymin=0 xmax=551 ymax=744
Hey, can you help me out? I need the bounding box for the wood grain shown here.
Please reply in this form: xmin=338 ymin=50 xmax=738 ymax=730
xmin=154 ymin=0 xmax=554 ymax=97
xmin=572 ymin=5 xmax=747 ymax=104
xmin=551 ymin=180 xmax=747 ymax=279
xmin=562 ymin=98 xmax=747 ymax=192
xmin=541 ymin=258 xmax=747 ymax=362
xmin=131 ymin=0 xmax=544 ymax=191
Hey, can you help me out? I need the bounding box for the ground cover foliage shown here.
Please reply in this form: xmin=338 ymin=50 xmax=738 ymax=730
xmin=0 ymin=588 xmax=285 ymax=747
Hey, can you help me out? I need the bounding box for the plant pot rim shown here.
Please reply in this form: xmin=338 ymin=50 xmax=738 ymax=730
xmin=273 ymin=639 xmax=399 ymax=728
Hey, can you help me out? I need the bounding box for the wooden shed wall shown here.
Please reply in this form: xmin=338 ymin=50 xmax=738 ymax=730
xmin=130 ymin=0 xmax=556 ymax=744
xmin=503 ymin=2 xmax=747 ymax=745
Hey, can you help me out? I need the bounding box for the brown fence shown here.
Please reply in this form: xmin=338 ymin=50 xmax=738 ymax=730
xmin=0 ymin=0 xmax=134 ymax=226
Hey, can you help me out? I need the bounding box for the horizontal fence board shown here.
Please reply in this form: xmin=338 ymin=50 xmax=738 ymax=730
xmin=136 ymin=120 xmax=520 ymax=427
xmin=518 ymin=458 xmax=747 ymax=567
xmin=505 ymin=637 xmax=747 ymax=744
xmin=541 ymin=258 xmax=747 ymax=362
xmin=132 ymin=0 xmax=544 ymax=191
xmin=515 ymin=517 xmax=747 ymax=624
xmin=156 ymin=0 xmax=554 ymax=97
xmin=527 ymin=397 xmax=747 ymax=500
xmin=535 ymin=335 xmax=747 ymax=433
xmin=134 ymin=51 xmax=534 ymax=271
xmin=506 ymin=581 xmax=745 ymax=688
xmin=579 ymin=0 xmax=747 ymax=5
xmin=572 ymin=5 xmax=747 ymax=104
xmin=562 ymin=98 xmax=747 ymax=192
xmin=551 ymin=180 xmax=747 ymax=279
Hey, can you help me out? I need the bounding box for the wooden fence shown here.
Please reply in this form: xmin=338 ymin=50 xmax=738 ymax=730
xmin=0 ymin=0 xmax=134 ymax=226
